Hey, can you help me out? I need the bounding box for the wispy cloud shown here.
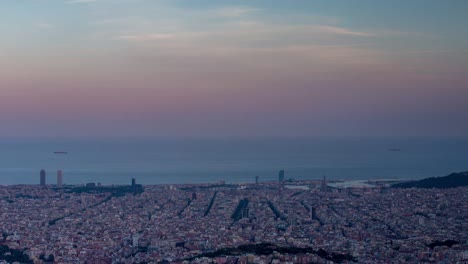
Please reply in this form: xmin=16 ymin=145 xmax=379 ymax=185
xmin=116 ymin=33 xmax=176 ymax=42
xmin=114 ymin=23 xmax=373 ymax=45
xmin=314 ymin=26 xmax=374 ymax=37
xmin=66 ymin=0 xmax=98 ymax=4
xmin=214 ymin=6 xmax=259 ymax=18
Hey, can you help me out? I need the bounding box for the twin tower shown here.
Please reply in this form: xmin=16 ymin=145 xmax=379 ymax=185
xmin=40 ymin=169 xmax=63 ymax=187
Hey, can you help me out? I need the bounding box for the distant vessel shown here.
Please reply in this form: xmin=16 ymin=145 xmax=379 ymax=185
xmin=54 ymin=151 xmax=68 ymax=154
xmin=388 ymin=148 xmax=401 ymax=152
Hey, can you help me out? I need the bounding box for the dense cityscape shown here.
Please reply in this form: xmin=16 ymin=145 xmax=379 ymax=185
xmin=0 ymin=171 xmax=467 ymax=263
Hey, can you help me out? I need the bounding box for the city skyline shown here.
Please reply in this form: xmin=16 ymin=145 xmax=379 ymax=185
xmin=1 ymin=0 xmax=467 ymax=138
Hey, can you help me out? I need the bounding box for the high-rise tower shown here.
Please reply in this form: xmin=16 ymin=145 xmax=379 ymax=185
xmin=40 ymin=169 xmax=46 ymax=186
xmin=278 ymin=170 xmax=285 ymax=182
xmin=321 ymin=175 xmax=327 ymax=192
xmin=57 ymin=170 xmax=63 ymax=188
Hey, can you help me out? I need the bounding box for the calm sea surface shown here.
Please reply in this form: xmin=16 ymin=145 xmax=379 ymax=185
xmin=0 ymin=138 xmax=467 ymax=185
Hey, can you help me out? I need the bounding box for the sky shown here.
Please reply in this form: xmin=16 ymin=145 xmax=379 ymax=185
xmin=0 ymin=0 xmax=467 ymax=138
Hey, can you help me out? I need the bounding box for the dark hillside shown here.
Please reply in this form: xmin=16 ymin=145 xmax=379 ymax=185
xmin=392 ymin=171 xmax=468 ymax=189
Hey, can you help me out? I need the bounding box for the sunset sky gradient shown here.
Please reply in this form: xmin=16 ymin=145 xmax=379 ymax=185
xmin=1 ymin=0 xmax=467 ymax=138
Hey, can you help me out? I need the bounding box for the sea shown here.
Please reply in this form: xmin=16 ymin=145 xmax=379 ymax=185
xmin=0 ymin=138 xmax=467 ymax=185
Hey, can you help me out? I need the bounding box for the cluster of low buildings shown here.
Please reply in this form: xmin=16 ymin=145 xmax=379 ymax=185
xmin=0 ymin=182 xmax=466 ymax=263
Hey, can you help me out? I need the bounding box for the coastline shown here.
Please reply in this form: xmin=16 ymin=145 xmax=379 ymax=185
xmin=0 ymin=178 xmax=410 ymax=189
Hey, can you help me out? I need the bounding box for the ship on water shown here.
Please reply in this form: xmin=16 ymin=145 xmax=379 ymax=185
xmin=54 ymin=151 xmax=68 ymax=154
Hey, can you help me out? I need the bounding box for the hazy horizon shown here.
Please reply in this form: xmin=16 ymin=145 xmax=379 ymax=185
xmin=2 ymin=137 xmax=467 ymax=185
xmin=1 ymin=135 xmax=468 ymax=141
